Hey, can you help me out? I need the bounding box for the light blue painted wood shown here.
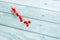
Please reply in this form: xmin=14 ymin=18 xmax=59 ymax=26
xmin=0 ymin=1 xmax=60 ymax=24
xmin=0 ymin=12 xmax=60 ymax=40
xmin=0 ymin=25 xmax=45 ymax=40
xmin=0 ymin=1 xmax=60 ymax=40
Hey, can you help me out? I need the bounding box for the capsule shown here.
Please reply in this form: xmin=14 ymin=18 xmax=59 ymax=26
xmin=28 ymin=20 xmax=31 ymax=23
xmin=24 ymin=20 xmax=29 ymax=27
xmin=11 ymin=7 xmax=17 ymax=13
xmin=11 ymin=7 xmax=19 ymax=16
xmin=19 ymin=15 xmax=23 ymax=22
xmin=24 ymin=20 xmax=31 ymax=27
xmin=15 ymin=12 xmax=19 ymax=17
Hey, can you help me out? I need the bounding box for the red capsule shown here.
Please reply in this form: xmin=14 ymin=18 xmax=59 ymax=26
xmin=24 ymin=20 xmax=31 ymax=27
xmin=15 ymin=12 xmax=19 ymax=16
xmin=19 ymin=15 xmax=23 ymax=22
xmin=11 ymin=7 xmax=17 ymax=13
xmin=11 ymin=7 xmax=19 ymax=16
xmin=26 ymin=22 xmax=29 ymax=27
xmin=28 ymin=20 xmax=31 ymax=23
xmin=24 ymin=20 xmax=27 ymax=23
xmin=24 ymin=20 xmax=29 ymax=27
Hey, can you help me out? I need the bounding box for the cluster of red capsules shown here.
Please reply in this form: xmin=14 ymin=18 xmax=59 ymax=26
xmin=11 ymin=6 xmax=31 ymax=27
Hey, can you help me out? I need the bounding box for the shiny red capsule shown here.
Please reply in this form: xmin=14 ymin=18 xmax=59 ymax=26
xmin=19 ymin=15 xmax=23 ymax=22
xmin=28 ymin=20 xmax=31 ymax=23
xmin=24 ymin=20 xmax=29 ymax=27
xmin=15 ymin=12 xmax=19 ymax=16
xmin=24 ymin=20 xmax=31 ymax=27
xmin=11 ymin=7 xmax=19 ymax=16
xmin=11 ymin=7 xmax=17 ymax=13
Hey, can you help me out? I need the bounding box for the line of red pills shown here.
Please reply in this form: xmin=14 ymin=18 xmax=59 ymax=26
xmin=11 ymin=6 xmax=31 ymax=27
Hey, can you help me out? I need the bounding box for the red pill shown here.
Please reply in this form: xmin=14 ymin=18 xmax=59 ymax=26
xmin=11 ymin=7 xmax=17 ymax=13
xmin=24 ymin=20 xmax=31 ymax=27
xmin=15 ymin=12 xmax=19 ymax=16
xmin=11 ymin=7 xmax=19 ymax=16
xmin=26 ymin=22 xmax=29 ymax=27
xmin=24 ymin=20 xmax=29 ymax=27
xmin=28 ymin=20 xmax=31 ymax=23
xmin=19 ymin=15 xmax=23 ymax=22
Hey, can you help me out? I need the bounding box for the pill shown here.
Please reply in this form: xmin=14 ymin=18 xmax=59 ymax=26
xmin=24 ymin=20 xmax=31 ymax=27
xmin=19 ymin=15 xmax=23 ymax=22
xmin=11 ymin=7 xmax=17 ymax=13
